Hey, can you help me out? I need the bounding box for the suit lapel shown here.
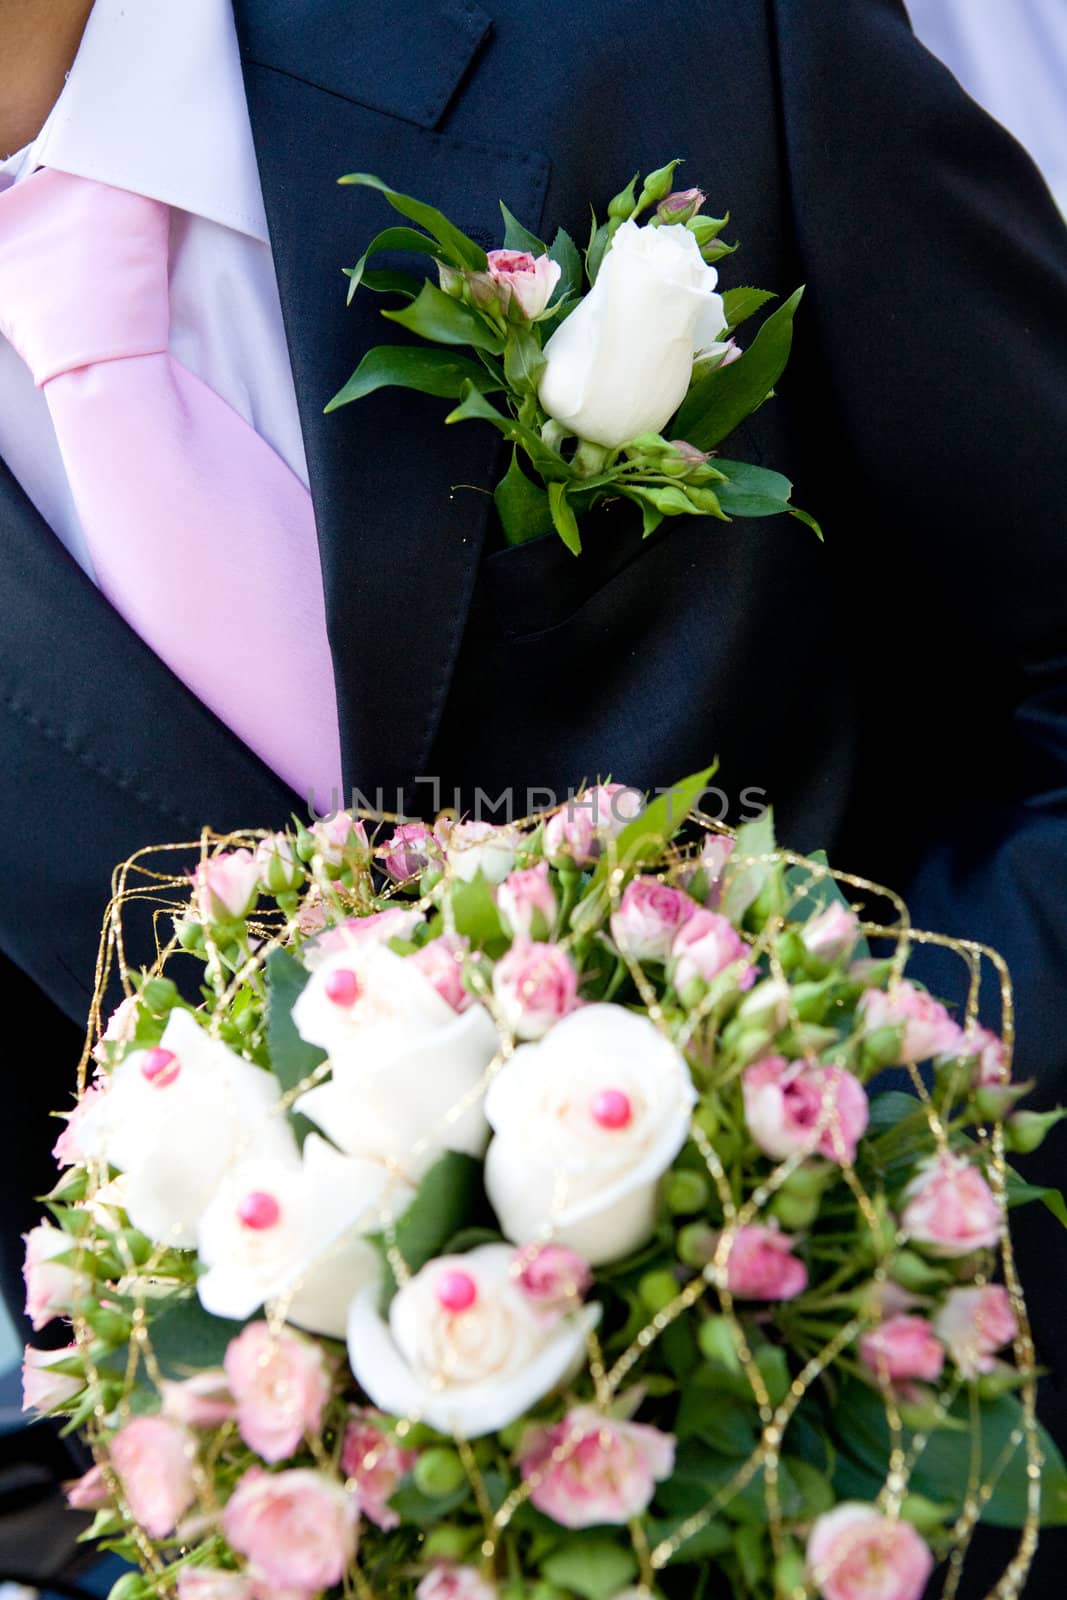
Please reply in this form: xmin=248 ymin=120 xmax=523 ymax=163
xmin=234 ymin=0 xmax=550 ymax=804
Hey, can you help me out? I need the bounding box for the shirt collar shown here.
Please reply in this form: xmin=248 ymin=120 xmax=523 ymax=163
xmin=27 ymin=0 xmax=269 ymax=243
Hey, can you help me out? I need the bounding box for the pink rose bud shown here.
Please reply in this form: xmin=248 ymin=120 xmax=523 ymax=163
xmin=859 ymin=981 xmax=966 ymax=1064
xmin=656 ymin=187 xmax=706 ymax=223
xmin=668 ymin=439 xmax=712 ymax=468
xmin=900 ymin=1152 xmax=1001 ymax=1257
xmin=159 ymin=1370 xmax=236 ymax=1429
xmin=65 ymin=1463 xmax=111 ymax=1512
xmin=688 ymin=834 xmax=735 ymax=908
xmin=611 ymin=878 xmax=697 ymax=964
xmin=671 ymin=908 xmax=753 ymax=993
xmin=223 ymin=1468 xmax=358 ymax=1593
xmin=224 ymin=1322 xmax=332 ymax=1465
xmin=497 ymin=862 xmax=558 ymax=940
xmin=193 ymin=848 xmax=261 ymax=922
xmin=109 ymin=1416 xmax=197 ymax=1539
xmin=807 ymin=1503 xmax=934 ymax=1600
xmin=858 ymin=1315 xmax=945 ymax=1384
xmin=962 ymin=1024 xmax=1009 ymax=1088
xmin=492 ymin=937 xmax=578 ymax=1040
xmin=518 ymin=1407 xmax=675 ymax=1527
xmin=341 ymin=1409 xmax=418 ymax=1531
xmin=584 ymin=783 xmax=645 ymax=840
xmin=254 ymin=832 xmax=303 ymax=895
xmin=380 ymin=821 xmax=435 ymax=881
xmin=310 ymin=811 xmax=369 ymax=868
xmin=22 ymin=1344 xmax=84 ymax=1413
xmin=724 ymin=1224 xmax=808 ymax=1301
xmin=416 ymin=1567 xmax=499 ymax=1600
xmin=742 ymin=1055 xmax=869 ymax=1165
xmin=177 ymin=1571 xmax=253 ymax=1600
xmin=801 ymin=902 xmax=861 ymax=967
xmin=485 ymin=248 xmax=562 ymax=320
xmin=410 ymin=934 xmax=471 ymax=1013
xmin=22 ymin=1222 xmax=90 ymax=1331
xmin=92 ymin=993 xmax=142 ymax=1064
xmin=513 ymin=1243 xmax=592 ymax=1316
xmin=543 ymin=804 xmax=599 ymax=868
xmin=933 ymin=1285 xmax=1018 ymax=1379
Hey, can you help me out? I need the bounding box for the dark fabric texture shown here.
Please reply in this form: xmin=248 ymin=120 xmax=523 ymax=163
xmin=2 ymin=0 xmax=1066 ymax=1588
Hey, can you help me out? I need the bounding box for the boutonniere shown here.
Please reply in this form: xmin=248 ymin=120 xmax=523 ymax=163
xmin=329 ymin=159 xmax=819 ymax=554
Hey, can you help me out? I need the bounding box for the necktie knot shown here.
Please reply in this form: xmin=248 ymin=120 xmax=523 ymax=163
xmin=0 ymin=168 xmax=170 ymax=385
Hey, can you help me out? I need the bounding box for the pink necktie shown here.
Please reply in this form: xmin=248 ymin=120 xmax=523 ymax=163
xmin=0 ymin=168 xmax=342 ymax=807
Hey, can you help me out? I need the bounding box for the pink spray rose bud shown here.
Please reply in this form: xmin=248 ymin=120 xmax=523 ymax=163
xmin=859 ymin=981 xmax=966 ymax=1064
xmin=687 ymin=833 xmax=735 ymax=908
xmin=109 ymin=1416 xmax=197 ymax=1539
xmin=193 ymin=848 xmax=261 ymax=922
xmin=858 ymin=1315 xmax=945 ymax=1385
xmin=497 ymin=861 xmax=558 ymax=940
xmin=742 ymin=1055 xmax=869 ymax=1165
xmin=723 ymin=1223 xmax=808 ymax=1301
xmin=900 ymin=1152 xmax=1001 ymax=1257
xmin=177 ymin=1571 xmax=253 ymax=1600
xmin=66 ymin=1463 xmax=111 ymax=1512
xmin=52 ymin=1082 xmax=107 ymax=1168
xmin=933 ymin=1284 xmax=1018 ymax=1379
xmin=310 ymin=811 xmax=370 ymax=868
xmin=512 ymin=1243 xmax=592 ymax=1317
xmin=224 ymin=1321 xmax=331 ymax=1465
xmin=656 ymin=187 xmax=706 ymax=224
xmin=341 ymin=1409 xmax=419 ymax=1530
xmin=417 ymin=1567 xmax=498 ymax=1600
xmin=611 ymin=878 xmax=697 ymax=964
xmin=223 ymin=1467 xmax=358 ymax=1594
xmin=254 ymin=832 xmax=303 ymax=895
xmin=543 ymin=803 xmax=599 ymax=869
xmin=22 ymin=1344 xmax=84 ymax=1413
xmin=92 ymin=993 xmax=142 ymax=1065
xmin=486 ymin=248 xmax=562 ymax=320
xmin=410 ymin=934 xmax=471 ymax=1013
xmin=801 ymin=902 xmax=861 ymax=967
xmin=668 ymin=439 xmax=712 ymax=469
xmin=962 ymin=1023 xmax=1009 ymax=1088
xmin=807 ymin=1503 xmax=933 ymax=1600
xmin=380 ymin=820 xmax=436 ymax=882
xmin=518 ymin=1407 xmax=675 ymax=1528
xmin=160 ymin=1370 xmax=237 ymax=1429
xmin=584 ymin=782 xmax=645 ymax=840
xmin=671 ymin=907 xmax=753 ymax=993
xmin=492 ymin=937 xmax=578 ymax=1040
xmin=22 ymin=1222 xmax=90 ymax=1331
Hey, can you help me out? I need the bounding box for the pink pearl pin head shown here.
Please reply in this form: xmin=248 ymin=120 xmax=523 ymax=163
xmin=237 ymin=1191 xmax=282 ymax=1231
xmin=590 ymin=1088 xmax=633 ymax=1130
xmin=436 ymin=1268 xmax=478 ymax=1313
xmin=140 ymin=1047 xmax=180 ymax=1088
xmin=325 ymin=967 xmax=360 ymax=1007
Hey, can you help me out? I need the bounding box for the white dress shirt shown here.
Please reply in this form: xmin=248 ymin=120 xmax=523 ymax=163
xmin=0 ymin=0 xmax=309 ymax=579
xmin=906 ymin=0 xmax=1067 ymax=219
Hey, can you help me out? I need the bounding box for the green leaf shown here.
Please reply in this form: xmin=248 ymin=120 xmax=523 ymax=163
xmin=586 ymin=217 xmax=614 ymax=284
xmin=383 ymin=280 xmax=505 ymax=354
xmin=494 ymin=450 xmax=554 ymax=546
xmin=388 ymin=1479 xmax=471 ymax=1526
xmin=548 ymin=226 xmax=583 ymax=304
xmin=833 ymin=1379 xmax=1067 ymax=1528
xmin=391 ymin=1152 xmax=485 ymax=1280
xmin=146 ymin=1293 xmax=245 ymax=1379
xmin=582 ymin=765 xmax=719 ymax=903
xmin=503 ymin=326 xmax=547 ymax=393
xmin=548 ymin=481 xmax=582 ymax=555
xmin=449 ymin=868 xmax=508 ymax=951
xmin=266 ymin=948 xmax=326 ymax=1094
xmin=721 ymin=807 xmax=778 ymax=924
xmin=339 ymin=173 xmax=487 ymax=269
xmin=673 ymin=286 xmax=805 ymax=451
xmin=721 ymin=286 xmax=776 ymax=331
xmin=542 ymin=1541 xmax=638 ymax=1600
xmin=356 ymin=268 xmax=422 ymax=298
xmin=713 ymin=459 xmax=795 ymax=518
xmin=1004 ymin=1167 xmax=1067 ymax=1230
xmin=499 ymin=201 xmax=547 ymax=257
xmin=326 ymin=346 xmax=504 ymax=412
xmin=344 ymin=224 xmax=444 ymax=302
xmin=447 ymin=383 xmax=571 ymax=480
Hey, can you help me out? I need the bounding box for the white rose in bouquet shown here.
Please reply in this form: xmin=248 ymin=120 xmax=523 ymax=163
xmin=347 ymin=1244 xmax=599 ymax=1437
xmin=484 ymin=1005 xmax=697 ymax=1264
xmin=93 ymin=1008 xmax=297 ymax=1248
xmin=293 ymin=944 xmax=500 ymax=1180
xmin=538 ymin=220 xmax=726 ymax=450
xmin=197 ymin=1134 xmax=412 ymax=1339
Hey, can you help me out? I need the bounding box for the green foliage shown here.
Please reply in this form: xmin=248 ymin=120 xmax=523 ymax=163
xmin=339 ymin=173 xmax=488 ymax=269
xmin=265 ymin=947 xmax=326 ymax=1094
xmin=144 ymin=1293 xmax=245 ymax=1380
xmin=494 ymin=450 xmax=554 ymax=546
xmin=541 ymin=1540 xmax=638 ymax=1600
xmin=673 ymin=287 xmax=805 ymax=450
xmin=387 ymin=1152 xmax=486 ymax=1286
xmin=383 ymin=281 xmax=506 ymax=354
xmin=326 ymin=346 xmax=503 ymax=412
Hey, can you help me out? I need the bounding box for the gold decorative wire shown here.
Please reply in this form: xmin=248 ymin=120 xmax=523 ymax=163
xmin=62 ymin=806 xmax=1042 ymax=1600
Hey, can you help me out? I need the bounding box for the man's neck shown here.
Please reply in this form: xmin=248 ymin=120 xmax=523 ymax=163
xmin=0 ymin=0 xmax=95 ymax=158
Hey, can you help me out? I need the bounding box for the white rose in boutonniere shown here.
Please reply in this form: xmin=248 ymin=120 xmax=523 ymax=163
xmin=346 ymin=1244 xmax=600 ymax=1437
xmin=484 ymin=1005 xmax=697 ymax=1264
xmin=95 ymin=1008 xmax=297 ymax=1248
xmin=197 ymin=1134 xmax=413 ymax=1339
xmin=538 ymin=220 xmax=726 ymax=449
xmin=293 ymin=943 xmax=500 ymax=1179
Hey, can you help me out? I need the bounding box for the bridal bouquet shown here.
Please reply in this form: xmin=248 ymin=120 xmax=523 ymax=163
xmin=23 ymin=772 xmax=1067 ymax=1600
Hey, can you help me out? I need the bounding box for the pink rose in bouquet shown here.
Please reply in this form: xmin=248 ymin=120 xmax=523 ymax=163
xmin=519 ymin=1407 xmax=675 ymax=1527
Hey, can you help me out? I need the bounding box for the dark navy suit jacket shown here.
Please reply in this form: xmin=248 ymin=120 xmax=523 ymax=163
xmin=2 ymin=2 xmax=1066 ymax=1586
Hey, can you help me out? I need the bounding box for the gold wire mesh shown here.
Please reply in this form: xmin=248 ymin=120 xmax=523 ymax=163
xmin=62 ymin=806 xmax=1042 ymax=1600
